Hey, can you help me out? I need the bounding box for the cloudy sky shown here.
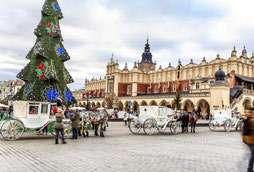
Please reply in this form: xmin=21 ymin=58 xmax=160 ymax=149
xmin=0 ymin=0 xmax=254 ymax=90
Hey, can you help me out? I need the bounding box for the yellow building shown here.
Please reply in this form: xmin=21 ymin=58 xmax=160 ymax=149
xmin=80 ymin=40 xmax=254 ymax=117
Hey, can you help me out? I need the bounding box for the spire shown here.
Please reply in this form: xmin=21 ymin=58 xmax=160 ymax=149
xmin=231 ymin=46 xmax=237 ymax=57
xmin=110 ymin=53 xmax=114 ymax=63
xmin=178 ymin=59 xmax=182 ymax=66
xmin=133 ymin=61 xmax=137 ymax=68
xmin=241 ymin=46 xmax=248 ymax=58
xmin=202 ymin=57 xmax=207 ymax=63
xmin=141 ymin=38 xmax=153 ymax=64
xmin=123 ymin=62 xmax=128 ymax=70
xmin=144 ymin=38 xmax=150 ymax=53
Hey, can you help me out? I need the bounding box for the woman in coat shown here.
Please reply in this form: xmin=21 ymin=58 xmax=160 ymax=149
xmin=55 ymin=109 xmax=66 ymax=144
xmin=70 ymin=111 xmax=80 ymax=139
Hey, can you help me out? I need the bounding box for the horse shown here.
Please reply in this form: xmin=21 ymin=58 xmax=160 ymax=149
xmin=180 ymin=112 xmax=190 ymax=133
xmin=189 ymin=111 xmax=200 ymax=133
xmin=90 ymin=108 xmax=110 ymax=137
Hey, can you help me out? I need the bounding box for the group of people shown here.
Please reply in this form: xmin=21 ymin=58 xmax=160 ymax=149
xmin=52 ymin=106 xmax=106 ymax=145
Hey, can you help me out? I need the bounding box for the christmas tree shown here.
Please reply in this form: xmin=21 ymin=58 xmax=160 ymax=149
xmin=15 ymin=0 xmax=74 ymax=104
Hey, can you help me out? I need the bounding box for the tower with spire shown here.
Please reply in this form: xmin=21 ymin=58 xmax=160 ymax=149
xmin=138 ymin=38 xmax=156 ymax=72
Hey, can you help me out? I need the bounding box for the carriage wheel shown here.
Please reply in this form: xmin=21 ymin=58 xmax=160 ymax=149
xmin=170 ymin=121 xmax=180 ymax=135
xmin=143 ymin=118 xmax=158 ymax=135
xmin=208 ymin=121 xmax=216 ymax=131
xmin=1 ymin=119 xmax=24 ymax=141
xmin=224 ymin=120 xmax=231 ymax=132
xmin=128 ymin=120 xmax=142 ymax=134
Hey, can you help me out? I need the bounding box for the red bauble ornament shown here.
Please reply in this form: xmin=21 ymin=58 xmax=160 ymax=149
xmin=47 ymin=22 xmax=51 ymax=27
xmin=37 ymin=63 xmax=45 ymax=70
xmin=39 ymin=74 xmax=45 ymax=80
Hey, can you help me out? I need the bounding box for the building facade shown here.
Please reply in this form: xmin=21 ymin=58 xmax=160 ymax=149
xmin=82 ymin=40 xmax=254 ymax=117
xmin=0 ymin=80 xmax=24 ymax=102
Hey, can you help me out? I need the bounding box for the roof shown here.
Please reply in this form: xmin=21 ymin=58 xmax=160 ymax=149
xmin=235 ymin=74 xmax=254 ymax=83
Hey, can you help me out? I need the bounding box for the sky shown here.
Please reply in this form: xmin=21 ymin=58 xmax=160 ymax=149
xmin=0 ymin=0 xmax=254 ymax=90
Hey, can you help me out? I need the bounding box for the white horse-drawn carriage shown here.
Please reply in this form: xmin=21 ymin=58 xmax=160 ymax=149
xmin=128 ymin=106 xmax=181 ymax=135
xmin=209 ymin=108 xmax=243 ymax=132
xmin=0 ymin=101 xmax=71 ymax=141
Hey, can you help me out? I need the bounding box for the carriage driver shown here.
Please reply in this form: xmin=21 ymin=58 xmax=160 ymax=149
xmin=55 ymin=108 xmax=67 ymax=144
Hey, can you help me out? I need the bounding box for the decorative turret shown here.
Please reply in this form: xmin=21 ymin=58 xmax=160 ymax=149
xmin=158 ymin=65 xmax=162 ymax=70
xmin=133 ymin=61 xmax=137 ymax=68
xmin=190 ymin=59 xmax=194 ymax=64
xmin=231 ymin=46 xmax=237 ymax=57
xmin=215 ymin=67 xmax=226 ymax=81
xmin=201 ymin=57 xmax=207 ymax=64
xmin=216 ymin=54 xmax=220 ymax=60
xmin=107 ymin=53 xmax=119 ymax=74
xmin=241 ymin=46 xmax=248 ymax=58
xmin=123 ymin=62 xmax=128 ymax=71
xmin=250 ymin=53 xmax=254 ymax=63
xmin=168 ymin=62 xmax=172 ymax=67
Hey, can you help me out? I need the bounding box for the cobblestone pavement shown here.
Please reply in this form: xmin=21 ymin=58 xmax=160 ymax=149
xmin=0 ymin=122 xmax=250 ymax=172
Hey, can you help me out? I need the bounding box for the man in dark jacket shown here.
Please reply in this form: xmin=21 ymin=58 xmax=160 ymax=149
xmin=70 ymin=111 xmax=80 ymax=139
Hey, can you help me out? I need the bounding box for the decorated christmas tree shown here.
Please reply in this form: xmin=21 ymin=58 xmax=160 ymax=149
xmin=15 ymin=0 xmax=74 ymax=104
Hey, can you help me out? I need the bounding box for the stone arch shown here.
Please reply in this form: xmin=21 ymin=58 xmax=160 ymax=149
xmin=118 ymin=101 xmax=124 ymax=111
xmin=183 ymin=99 xmax=194 ymax=112
xmin=105 ymin=96 xmax=113 ymax=109
xmin=82 ymin=102 xmax=86 ymax=107
xmin=124 ymin=101 xmax=129 ymax=111
xmin=140 ymin=100 xmax=148 ymax=106
xmin=86 ymin=102 xmax=91 ymax=110
xmin=171 ymin=100 xmax=176 ymax=109
xmin=91 ymin=102 xmax=96 ymax=109
xmin=159 ymin=100 xmax=168 ymax=107
xmin=149 ymin=100 xmax=157 ymax=106
xmin=133 ymin=101 xmax=139 ymax=112
xmin=166 ymin=103 xmax=172 ymax=108
xmin=197 ymin=99 xmax=210 ymax=119
xmin=102 ymin=101 xmax=106 ymax=108
xmin=243 ymin=97 xmax=252 ymax=110
xmin=96 ymin=102 xmax=101 ymax=108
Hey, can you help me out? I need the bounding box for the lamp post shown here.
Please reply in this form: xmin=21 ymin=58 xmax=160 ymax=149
xmin=175 ymin=59 xmax=182 ymax=111
xmin=85 ymin=92 xmax=91 ymax=110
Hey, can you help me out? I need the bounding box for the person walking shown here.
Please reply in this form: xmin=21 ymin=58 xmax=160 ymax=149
xmin=70 ymin=110 xmax=80 ymax=140
xmin=55 ymin=109 xmax=66 ymax=144
xmin=123 ymin=112 xmax=128 ymax=126
xmin=242 ymin=109 xmax=254 ymax=172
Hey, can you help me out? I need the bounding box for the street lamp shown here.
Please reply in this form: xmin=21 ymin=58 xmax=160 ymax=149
xmin=85 ymin=92 xmax=91 ymax=110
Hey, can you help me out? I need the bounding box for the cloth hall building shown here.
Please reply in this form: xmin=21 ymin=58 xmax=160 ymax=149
xmin=80 ymin=39 xmax=254 ymax=117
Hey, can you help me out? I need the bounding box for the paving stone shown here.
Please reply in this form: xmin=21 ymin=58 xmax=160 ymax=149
xmin=0 ymin=122 xmax=249 ymax=172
